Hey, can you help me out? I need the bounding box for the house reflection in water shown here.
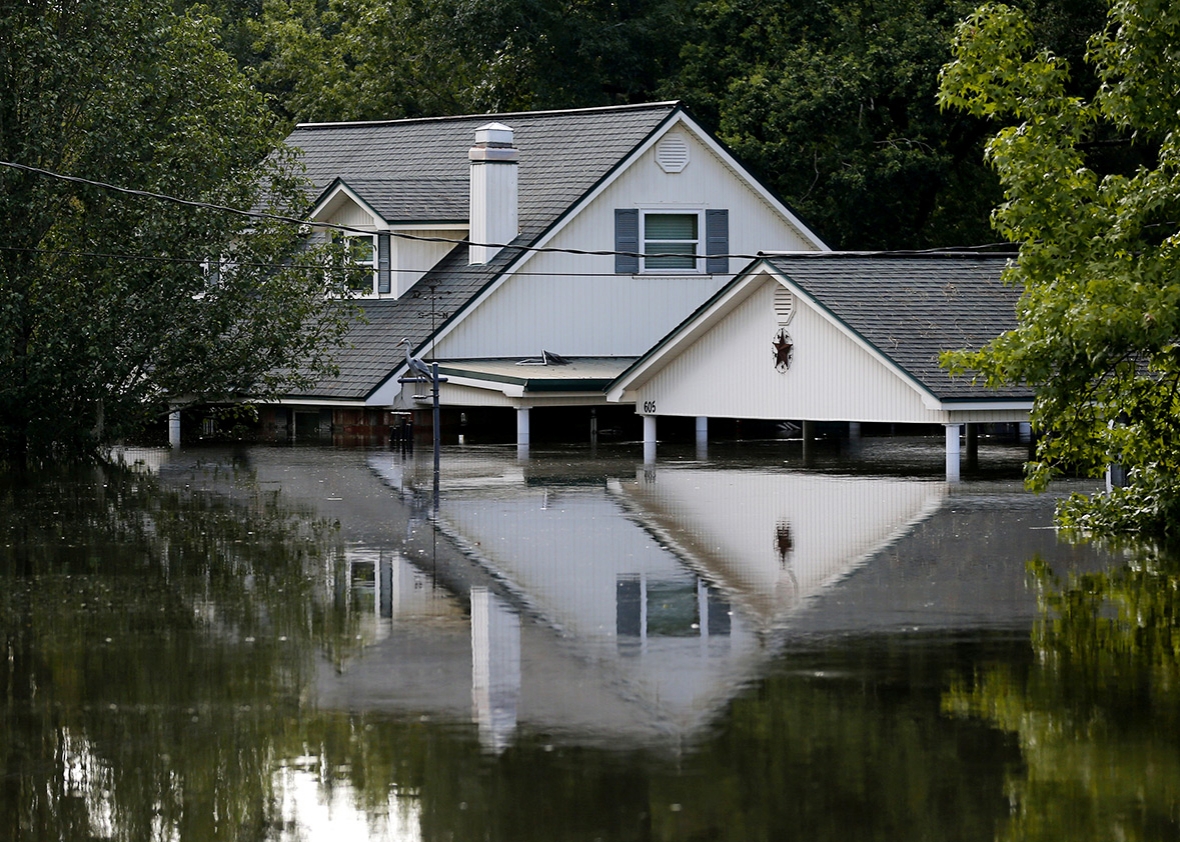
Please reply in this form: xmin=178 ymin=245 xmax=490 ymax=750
xmin=328 ymin=452 xmax=949 ymax=751
xmin=612 ymin=470 xmax=946 ymax=634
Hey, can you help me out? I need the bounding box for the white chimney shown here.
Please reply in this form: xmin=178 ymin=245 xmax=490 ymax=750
xmin=468 ymin=122 xmax=519 ymax=265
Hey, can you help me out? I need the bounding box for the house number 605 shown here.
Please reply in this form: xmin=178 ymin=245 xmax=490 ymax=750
xmin=642 ymin=400 xmax=657 ymax=414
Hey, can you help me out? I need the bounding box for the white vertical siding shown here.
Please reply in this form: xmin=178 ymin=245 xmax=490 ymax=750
xmin=391 ymin=229 xmax=464 ymax=297
xmin=435 ymin=128 xmax=822 ymax=360
xmin=637 ymin=278 xmax=945 ymax=423
xmin=335 ymin=202 xmax=376 ymax=229
xmin=468 ymin=160 xmax=518 ymax=265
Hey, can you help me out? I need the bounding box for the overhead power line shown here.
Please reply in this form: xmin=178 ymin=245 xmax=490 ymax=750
xmin=0 ymin=240 xmax=1016 ymax=275
xmin=0 ymin=159 xmax=1015 ymax=262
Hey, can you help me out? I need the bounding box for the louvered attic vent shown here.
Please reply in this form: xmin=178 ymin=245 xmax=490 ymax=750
xmin=774 ymin=285 xmax=795 ymax=325
xmin=655 ymin=135 xmax=690 ymax=173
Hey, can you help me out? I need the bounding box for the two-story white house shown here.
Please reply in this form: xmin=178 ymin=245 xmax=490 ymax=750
xmin=262 ymin=101 xmax=829 ymax=444
xmin=248 ymin=101 xmax=1031 ymax=479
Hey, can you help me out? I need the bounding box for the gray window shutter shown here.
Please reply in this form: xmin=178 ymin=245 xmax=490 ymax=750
xmin=377 ymin=232 xmax=391 ymax=294
xmin=615 ymin=209 xmax=639 ymax=273
xmin=705 ymin=209 xmax=729 ymax=274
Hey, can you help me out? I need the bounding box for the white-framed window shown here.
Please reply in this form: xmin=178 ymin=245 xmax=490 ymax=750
xmin=642 ymin=211 xmax=701 ymax=272
xmin=343 ymin=234 xmax=376 ymax=294
xmin=614 ymin=208 xmax=728 ymax=275
xmin=329 ymin=232 xmax=379 ymax=295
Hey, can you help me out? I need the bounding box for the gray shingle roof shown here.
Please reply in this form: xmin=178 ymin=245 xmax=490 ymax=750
xmin=287 ymin=243 xmax=513 ymax=401
xmin=285 ymin=103 xmax=679 ymax=400
xmin=764 ymin=252 xmax=1029 ymax=401
xmin=290 ymin=102 xmax=678 ymax=236
xmin=333 ymin=177 xmax=468 ymax=223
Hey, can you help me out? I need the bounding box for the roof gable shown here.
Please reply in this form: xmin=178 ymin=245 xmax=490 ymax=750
xmin=375 ymin=108 xmax=832 ymax=370
xmin=310 ymin=179 xmax=381 ymax=227
xmin=765 ymin=253 xmax=1027 ymax=401
xmin=610 ymin=252 xmax=1029 ymax=405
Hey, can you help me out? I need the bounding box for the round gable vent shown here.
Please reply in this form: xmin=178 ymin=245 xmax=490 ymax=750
xmin=655 ymin=134 xmax=690 ymax=173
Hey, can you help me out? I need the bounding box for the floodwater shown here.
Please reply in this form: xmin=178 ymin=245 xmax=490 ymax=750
xmin=2 ymin=437 xmax=1177 ymax=840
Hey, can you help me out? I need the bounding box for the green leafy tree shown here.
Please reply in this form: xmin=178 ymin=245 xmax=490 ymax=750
xmin=252 ymin=0 xmax=689 ymax=122
xmin=668 ymin=0 xmax=1002 ymax=249
xmin=0 ymin=0 xmax=353 ymax=462
xmin=939 ymin=1 xmax=1180 ymax=538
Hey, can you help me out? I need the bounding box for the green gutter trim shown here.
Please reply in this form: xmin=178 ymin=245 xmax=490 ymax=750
xmin=436 ymin=365 xmax=616 ymax=393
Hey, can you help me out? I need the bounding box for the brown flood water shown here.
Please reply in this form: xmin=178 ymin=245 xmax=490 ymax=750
xmin=2 ymin=437 xmax=1176 ymax=841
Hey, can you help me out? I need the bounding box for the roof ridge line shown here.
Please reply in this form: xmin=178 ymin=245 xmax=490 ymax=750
xmin=295 ymin=101 xmax=682 ymax=130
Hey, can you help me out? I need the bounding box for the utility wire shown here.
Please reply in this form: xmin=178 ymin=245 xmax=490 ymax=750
xmin=0 ymin=159 xmax=1016 ymax=261
xmin=0 ymin=241 xmax=1016 ymax=275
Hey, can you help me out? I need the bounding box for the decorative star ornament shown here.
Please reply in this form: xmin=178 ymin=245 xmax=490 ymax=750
xmin=773 ymin=328 xmax=793 ymax=372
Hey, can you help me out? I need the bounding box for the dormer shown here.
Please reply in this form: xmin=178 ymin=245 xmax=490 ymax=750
xmin=308 ymin=177 xmax=468 ymax=298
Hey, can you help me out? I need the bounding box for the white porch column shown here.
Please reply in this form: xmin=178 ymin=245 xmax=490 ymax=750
xmin=801 ymin=419 xmax=816 ymax=463
xmin=516 ymin=407 xmax=530 ymax=460
xmin=643 ymin=415 xmax=657 ymax=464
xmin=168 ymin=408 xmax=181 ymax=449
xmin=848 ymin=421 xmax=861 ymax=440
xmin=945 ymin=423 xmax=962 ymax=483
xmin=695 ymin=416 xmax=708 ymax=460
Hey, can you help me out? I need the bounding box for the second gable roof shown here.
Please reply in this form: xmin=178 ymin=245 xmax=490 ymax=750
xmin=609 ymin=252 xmax=1031 ymax=407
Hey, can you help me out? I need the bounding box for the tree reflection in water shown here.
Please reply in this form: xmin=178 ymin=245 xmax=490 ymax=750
xmin=944 ymin=548 xmax=1180 ymax=840
xmin=0 ymin=463 xmax=366 ymax=840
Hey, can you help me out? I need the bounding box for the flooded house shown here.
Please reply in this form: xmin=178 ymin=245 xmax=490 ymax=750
xmin=184 ymin=101 xmax=1031 ymax=479
xmin=253 ymin=101 xmax=828 ymax=446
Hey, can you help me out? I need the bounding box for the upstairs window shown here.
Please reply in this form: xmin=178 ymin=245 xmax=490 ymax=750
xmin=344 ymin=235 xmax=375 ymax=293
xmin=615 ymin=208 xmax=728 ymax=274
xmin=643 ymin=213 xmax=698 ymax=270
xmin=331 ymin=232 xmax=391 ymax=296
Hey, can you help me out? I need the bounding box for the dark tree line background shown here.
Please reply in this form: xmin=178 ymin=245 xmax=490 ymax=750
xmin=203 ymin=0 xmax=1107 ymax=250
xmin=0 ymin=0 xmax=1114 ymax=461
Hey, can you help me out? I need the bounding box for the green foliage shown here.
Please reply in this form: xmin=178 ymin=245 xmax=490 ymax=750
xmin=938 ymin=1 xmax=1180 ymax=538
xmin=0 ymin=0 xmax=355 ymax=462
xmin=245 ymin=0 xmax=1108 ymax=250
xmin=1058 ymin=466 xmax=1180 ymax=536
xmin=252 ymin=0 xmax=689 ymax=122
xmin=667 ymin=0 xmax=1002 ymax=249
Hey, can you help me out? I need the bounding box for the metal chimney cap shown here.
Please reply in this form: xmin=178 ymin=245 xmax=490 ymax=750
xmin=470 ymin=121 xmax=519 ymax=162
xmin=474 ymin=122 xmax=515 ymax=148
